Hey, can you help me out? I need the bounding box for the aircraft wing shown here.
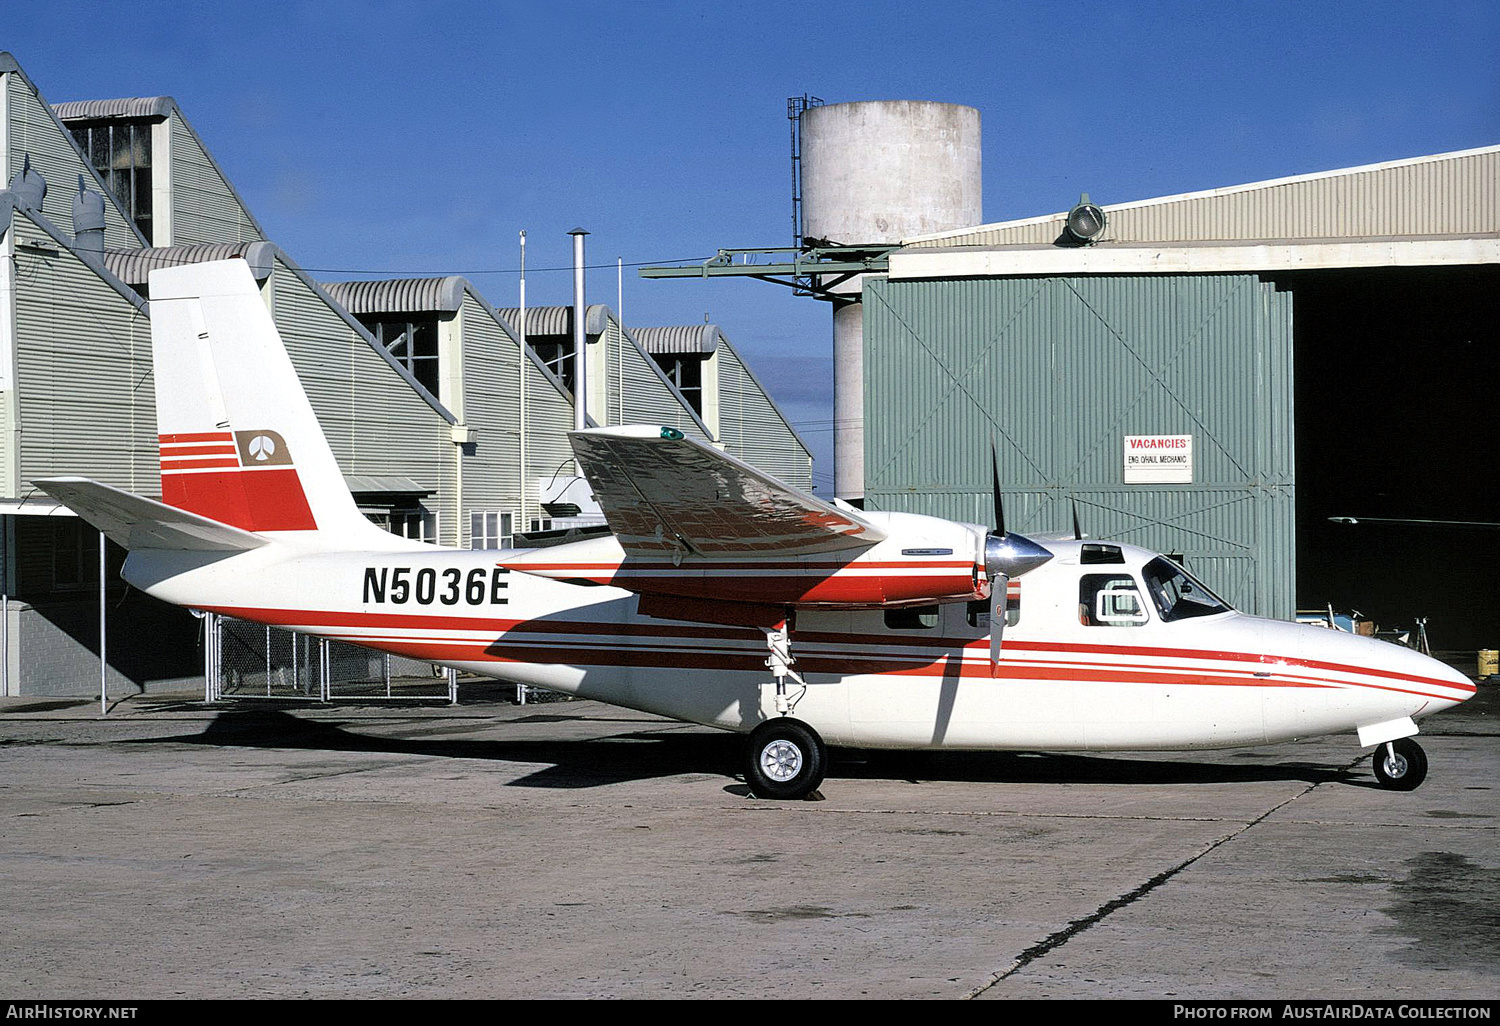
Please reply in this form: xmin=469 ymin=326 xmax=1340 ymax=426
xmin=34 ymin=477 xmax=268 ymax=552
xmin=568 ymin=426 xmax=886 ymax=557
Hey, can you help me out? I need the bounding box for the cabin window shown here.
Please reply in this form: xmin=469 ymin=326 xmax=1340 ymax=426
xmin=1080 ymin=543 xmax=1124 ymax=564
xmin=885 ymin=606 xmax=939 ymax=630
xmin=1142 ymin=557 xmax=1232 ymax=622
xmin=1079 ymin=574 xmax=1148 ymax=627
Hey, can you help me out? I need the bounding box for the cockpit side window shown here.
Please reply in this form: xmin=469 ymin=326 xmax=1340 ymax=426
xmin=1079 ymin=574 xmax=1148 ymax=627
xmin=1142 ymin=557 xmax=1232 ymax=622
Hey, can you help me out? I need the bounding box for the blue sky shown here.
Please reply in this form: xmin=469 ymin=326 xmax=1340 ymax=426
xmin=9 ymin=1 xmax=1498 ymax=490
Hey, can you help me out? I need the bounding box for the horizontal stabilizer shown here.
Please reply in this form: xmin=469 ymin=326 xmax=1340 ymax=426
xmin=569 ymin=426 xmax=886 ymax=558
xmin=34 ymin=477 xmax=268 ymax=552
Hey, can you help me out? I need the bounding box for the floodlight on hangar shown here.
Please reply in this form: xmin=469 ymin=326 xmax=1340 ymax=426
xmin=1064 ymin=194 xmax=1107 ymax=244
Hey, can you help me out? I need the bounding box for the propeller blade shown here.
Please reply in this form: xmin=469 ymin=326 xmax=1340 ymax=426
xmin=1072 ymin=498 xmax=1082 ymax=541
xmin=990 ymin=437 xmax=1005 ymax=537
xmin=989 ymin=573 xmax=1009 ymax=676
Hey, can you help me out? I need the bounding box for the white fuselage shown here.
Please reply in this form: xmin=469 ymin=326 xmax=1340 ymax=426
xmin=124 ymin=537 xmax=1475 ymax=751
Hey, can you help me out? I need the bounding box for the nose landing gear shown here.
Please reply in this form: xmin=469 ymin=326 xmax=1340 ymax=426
xmin=1372 ymin=737 xmax=1428 ymax=791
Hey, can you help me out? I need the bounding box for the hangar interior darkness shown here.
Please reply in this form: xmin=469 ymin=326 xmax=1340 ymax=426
xmin=1275 ymin=265 xmax=1499 ymax=652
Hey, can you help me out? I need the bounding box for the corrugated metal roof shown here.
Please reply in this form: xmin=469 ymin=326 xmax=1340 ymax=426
xmin=53 ymin=97 xmax=177 ymax=121
xmin=344 ymin=475 xmax=434 ymax=497
xmin=633 ymin=324 xmax=722 ymax=354
xmin=905 ymin=145 xmax=1500 ymax=249
xmin=322 ymin=277 xmax=467 ymax=315
xmin=6 ymin=201 xmax=148 ymax=314
xmin=103 ymin=242 xmax=277 ymax=284
xmin=495 ymin=304 xmax=608 ymax=336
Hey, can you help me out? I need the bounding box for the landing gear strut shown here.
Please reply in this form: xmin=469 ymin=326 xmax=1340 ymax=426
xmin=1372 ymin=737 xmax=1428 ymax=791
xmin=744 ymin=718 xmax=827 ymax=800
xmin=744 ymin=623 xmax=825 ymax=799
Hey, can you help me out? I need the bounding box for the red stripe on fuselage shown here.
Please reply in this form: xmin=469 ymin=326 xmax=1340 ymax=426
xmin=200 ymin=605 xmax=1471 ymax=698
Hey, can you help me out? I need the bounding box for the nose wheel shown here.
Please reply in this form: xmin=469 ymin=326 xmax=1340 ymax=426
xmin=744 ymin=718 xmax=826 ymax=800
xmin=1372 ymin=737 xmax=1428 ymax=791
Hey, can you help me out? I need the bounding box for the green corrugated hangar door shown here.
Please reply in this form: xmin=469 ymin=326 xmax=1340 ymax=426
xmin=862 ymin=274 xmax=1295 ymax=618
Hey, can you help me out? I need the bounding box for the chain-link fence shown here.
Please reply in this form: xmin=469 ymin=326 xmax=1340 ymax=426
xmin=208 ymin=614 xmax=457 ymax=702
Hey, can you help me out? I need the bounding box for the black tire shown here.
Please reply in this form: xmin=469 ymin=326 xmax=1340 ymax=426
xmin=744 ymin=718 xmax=826 ymax=800
xmin=1372 ymin=737 xmax=1428 ymax=791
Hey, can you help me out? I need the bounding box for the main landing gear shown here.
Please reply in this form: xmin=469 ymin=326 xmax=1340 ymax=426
xmin=744 ymin=718 xmax=827 ymax=800
xmin=1372 ymin=737 xmax=1428 ymax=791
xmin=743 ymin=623 xmax=826 ymax=799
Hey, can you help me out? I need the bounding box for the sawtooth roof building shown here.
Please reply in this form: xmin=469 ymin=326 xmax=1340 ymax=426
xmin=0 ymin=52 xmax=811 ymax=696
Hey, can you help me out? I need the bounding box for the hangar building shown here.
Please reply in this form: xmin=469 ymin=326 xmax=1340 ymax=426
xmin=864 ymin=145 xmax=1499 ymax=647
xmin=0 ymin=52 xmax=810 ymax=696
xmin=645 ymin=99 xmax=1495 ymax=651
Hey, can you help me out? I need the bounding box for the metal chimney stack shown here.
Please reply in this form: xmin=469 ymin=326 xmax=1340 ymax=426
xmin=72 ymin=176 xmax=106 ymax=257
xmin=568 ymin=227 xmax=589 ymax=431
xmin=10 ymin=154 xmax=47 ymax=212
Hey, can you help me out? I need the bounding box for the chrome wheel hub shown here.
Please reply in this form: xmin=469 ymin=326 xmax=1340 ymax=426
xmin=1382 ymin=745 xmax=1408 ymax=778
xmin=760 ymin=740 xmax=803 ymax=782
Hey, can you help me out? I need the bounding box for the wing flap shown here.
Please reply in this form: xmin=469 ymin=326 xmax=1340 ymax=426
xmin=569 ymin=427 xmax=885 ymax=557
xmin=34 ymin=477 xmax=268 ymax=552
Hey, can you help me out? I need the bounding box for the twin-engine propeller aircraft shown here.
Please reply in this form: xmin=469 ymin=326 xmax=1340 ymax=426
xmin=39 ymin=260 xmax=1474 ymax=798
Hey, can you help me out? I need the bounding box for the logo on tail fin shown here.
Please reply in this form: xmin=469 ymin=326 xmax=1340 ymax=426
xmin=159 ymin=428 xmax=316 ymax=532
xmin=236 ymin=430 xmax=292 ymax=466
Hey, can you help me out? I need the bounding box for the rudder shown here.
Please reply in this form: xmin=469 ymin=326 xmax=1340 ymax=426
xmin=149 ymin=259 xmax=386 ymax=542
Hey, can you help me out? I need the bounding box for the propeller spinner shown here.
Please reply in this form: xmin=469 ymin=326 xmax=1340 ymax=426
xmin=983 ymin=442 xmax=1053 ymax=673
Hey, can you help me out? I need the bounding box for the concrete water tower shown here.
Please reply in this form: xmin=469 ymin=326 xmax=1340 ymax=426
xmin=800 ymin=101 xmax=982 ymax=501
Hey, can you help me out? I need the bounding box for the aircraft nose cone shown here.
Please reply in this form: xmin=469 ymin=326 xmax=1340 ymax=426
xmin=1429 ymin=654 xmax=1480 ymax=699
xmin=1331 ymin=631 xmax=1477 ymax=711
xmin=984 ymin=532 xmax=1053 ymax=579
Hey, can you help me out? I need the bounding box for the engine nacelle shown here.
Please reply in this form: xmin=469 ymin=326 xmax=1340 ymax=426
xmin=504 ymin=511 xmax=991 ymax=609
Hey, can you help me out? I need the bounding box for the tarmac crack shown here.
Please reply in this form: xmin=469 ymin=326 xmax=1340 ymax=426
xmin=963 ymin=770 xmax=1340 ymax=1000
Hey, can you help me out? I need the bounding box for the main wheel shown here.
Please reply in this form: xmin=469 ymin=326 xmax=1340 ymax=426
xmin=1372 ymin=737 xmax=1428 ymax=791
xmin=744 ymin=718 xmax=826 ymax=800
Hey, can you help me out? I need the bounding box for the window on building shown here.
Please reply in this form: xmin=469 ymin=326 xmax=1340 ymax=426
xmin=50 ymin=519 xmax=99 ymax=590
xmin=528 ymin=340 xmax=575 ymax=395
xmin=389 ymin=510 xmax=438 ymax=544
xmin=361 ymin=317 xmax=440 ymax=397
xmin=652 ymin=355 xmax=704 ymax=414
xmin=470 ymin=511 xmax=515 ymax=550
xmin=68 ymin=120 xmax=153 ymax=241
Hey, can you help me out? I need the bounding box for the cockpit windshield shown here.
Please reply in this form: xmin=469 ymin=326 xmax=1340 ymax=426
xmin=1142 ymin=557 xmax=1233 ymax=622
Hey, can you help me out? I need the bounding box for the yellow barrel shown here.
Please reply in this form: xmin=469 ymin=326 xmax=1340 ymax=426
xmin=1479 ymin=650 xmax=1499 ymax=678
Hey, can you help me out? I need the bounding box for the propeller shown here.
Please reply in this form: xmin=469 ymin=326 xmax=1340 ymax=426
xmin=983 ymin=440 xmax=1053 ymax=675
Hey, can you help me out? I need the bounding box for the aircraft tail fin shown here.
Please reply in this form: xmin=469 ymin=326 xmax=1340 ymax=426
xmin=148 ymin=259 xmax=386 ymax=542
